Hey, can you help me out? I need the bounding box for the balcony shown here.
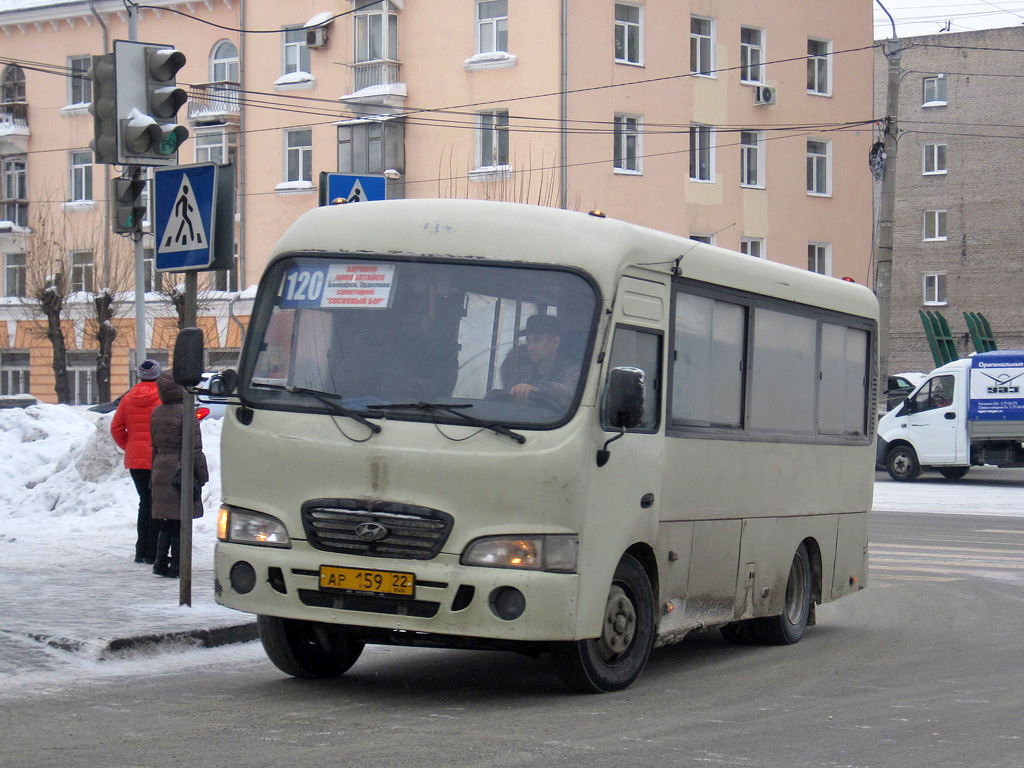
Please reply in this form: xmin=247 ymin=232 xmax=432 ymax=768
xmin=0 ymin=102 xmax=30 ymax=153
xmin=187 ymin=83 xmax=241 ymax=126
xmin=340 ymin=60 xmax=406 ymax=109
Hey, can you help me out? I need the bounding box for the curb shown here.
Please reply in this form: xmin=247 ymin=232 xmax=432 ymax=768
xmin=103 ymin=622 xmax=259 ymax=656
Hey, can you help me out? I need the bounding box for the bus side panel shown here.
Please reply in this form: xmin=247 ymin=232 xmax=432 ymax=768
xmin=734 ymin=517 xmax=778 ymax=620
xmin=682 ymin=519 xmax=742 ymax=626
xmin=831 ymin=512 xmax=869 ymax=599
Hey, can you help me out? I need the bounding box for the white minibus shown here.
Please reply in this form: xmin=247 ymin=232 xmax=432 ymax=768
xmin=211 ymin=200 xmax=877 ymax=692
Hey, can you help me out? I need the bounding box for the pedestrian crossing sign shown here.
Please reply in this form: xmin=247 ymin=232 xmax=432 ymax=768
xmin=318 ymin=172 xmax=388 ymax=207
xmin=154 ymin=163 xmax=235 ymax=272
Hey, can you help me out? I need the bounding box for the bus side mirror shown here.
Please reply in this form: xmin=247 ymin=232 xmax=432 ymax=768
xmin=607 ymin=366 xmax=646 ymax=429
xmin=598 ymin=367 xmax=646 ymax=468
xmin=173 ymin=327 xmax=205 ymax=388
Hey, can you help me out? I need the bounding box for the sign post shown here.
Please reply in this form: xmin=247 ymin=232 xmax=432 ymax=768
xmin=154 ymin=162 xmax=234 ymax=605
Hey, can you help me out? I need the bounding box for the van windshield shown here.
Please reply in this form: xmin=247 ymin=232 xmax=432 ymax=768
xmin=240 ymin=255 xmax=599 ymax=427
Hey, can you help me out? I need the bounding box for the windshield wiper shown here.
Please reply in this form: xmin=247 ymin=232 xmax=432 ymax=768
xmin=251 ymin=383 xmax=381 ymax=434
xmin=375 ymin=402 xmax=526 ymax=444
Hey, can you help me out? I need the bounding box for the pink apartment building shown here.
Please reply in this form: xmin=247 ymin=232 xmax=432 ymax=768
xmin=0 ymin=0 xmax=874 ymax=404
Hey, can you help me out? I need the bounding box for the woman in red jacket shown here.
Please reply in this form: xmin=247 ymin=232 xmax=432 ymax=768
xmin=110 ymin=359 xmax=162 ymax=564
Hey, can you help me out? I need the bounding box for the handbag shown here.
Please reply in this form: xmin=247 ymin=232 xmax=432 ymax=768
xmin=171 ymin=462 xmax=205 ymax=518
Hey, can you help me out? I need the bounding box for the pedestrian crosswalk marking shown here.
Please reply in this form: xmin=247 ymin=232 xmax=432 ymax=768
xmin=159 ymin=173 xmax=208 ymax=253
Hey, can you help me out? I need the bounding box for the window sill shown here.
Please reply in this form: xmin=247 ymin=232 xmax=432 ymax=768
xmin=60 ymin=103 xmax=90 ymax=117
xmin=274 ymin=72 xmax=316 ymax=92
xmin=807 ymin=191 xmax=832 ymax=198
xmin=923 ymin=170 xmax=948 ymax=176
xmin=614 ymin=59 xmax=644 ymax=68
xmin=740 ymin=183 xmax=765 ymax=190
xmin=274 ymin=181 xmax=315 ymax=195
xmin=691 ymin=72 xmax=716 ymax=79
xmin=464 ymin=52 xmax=518 ymax=70
xmin=922 ymin=101 xmax=947 ymax=108
xmin=689 ymin=177 xmax=715 ymax=184
xmin=923 ymin=301 xmax=948 ymax=307
xmin=807 ymin=90 xmax=832 ymax=98
xmin=469 ymin=165 xmax=512 ymax=183
xmin=613 ymin=167 xmax=642 ymax=176
xmin=923 ymin=237 xmax=948 ymax=242
xmin=740 ymin=78 xmax=764 ymax=86
xmin=61 ymin=200 xmax=96 ymax=213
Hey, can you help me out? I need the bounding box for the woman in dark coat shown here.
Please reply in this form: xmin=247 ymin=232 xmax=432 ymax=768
xmin=150 ymin=370 xmax=209 ymax=578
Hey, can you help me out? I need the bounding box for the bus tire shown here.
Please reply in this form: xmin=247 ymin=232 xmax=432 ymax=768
xmin=939 ymin=466 xmax=970 ymax=480
xmin=757 ymin=543 xmax=812 ymax=646
xmin=257 ymin=615 xmax=364 ymax=679
xmin=886 ymin=444 xmax=921 ymax=482
xmin=552 ymin=554 xmax=655 ymax=693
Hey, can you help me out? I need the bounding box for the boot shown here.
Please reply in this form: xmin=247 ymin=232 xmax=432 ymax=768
xmin=153 ymin=528 xmax=171 ymax=577
xmin=166 ymin=528 xmax=181 ymax=579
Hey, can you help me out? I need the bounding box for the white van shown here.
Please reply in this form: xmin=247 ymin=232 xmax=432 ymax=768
xmin=209 ymin=200 xmax=877 ymax=692
xmin=877 ymin=351 xmax=1024 ymax=481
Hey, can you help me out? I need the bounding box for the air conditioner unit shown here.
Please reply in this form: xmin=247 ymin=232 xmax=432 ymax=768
xmin=306 ymin=26 xmax=328 ymax=49
xmin=753 ymin=85 xmax=776 ymax=106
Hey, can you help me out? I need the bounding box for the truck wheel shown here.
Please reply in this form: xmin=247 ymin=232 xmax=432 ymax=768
xmin=257 ymin=615 xmax=364 ymax=679
xmin=939 ymin=466 xmax=969 ymax=480
xmin=552 ymin=554 xmax=655 ymax=693
xmin=756 ymin=543 xmax=812 ymax=645
xmin=886 ymin=445 xmax=920 ymax=482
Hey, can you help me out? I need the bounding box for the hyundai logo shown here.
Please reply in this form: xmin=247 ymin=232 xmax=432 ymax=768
xmin=355 ymin=522 xmax=389 ymax=542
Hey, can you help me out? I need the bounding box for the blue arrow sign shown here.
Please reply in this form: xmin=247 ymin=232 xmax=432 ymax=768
xmin=321 ymin=173 xmax=387 ymax=206
xmin=154 ymin=163 xmax=217 ymax=270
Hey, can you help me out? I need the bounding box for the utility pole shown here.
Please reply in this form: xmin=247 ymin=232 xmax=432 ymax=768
xmin=873 ymin=33 xmax=903 ymax=406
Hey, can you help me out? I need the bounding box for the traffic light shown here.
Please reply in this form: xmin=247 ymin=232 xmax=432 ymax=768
xmin=112 ymin=40 xmax=189 ymax=166
xmin=89 ymin=53 xmax=118 ymax=165
xmin=112 ymin=173 xmax=147 ymax=235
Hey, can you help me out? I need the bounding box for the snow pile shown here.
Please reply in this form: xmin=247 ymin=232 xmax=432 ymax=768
xmin=0 ymin=403 xmax=222 ymax=566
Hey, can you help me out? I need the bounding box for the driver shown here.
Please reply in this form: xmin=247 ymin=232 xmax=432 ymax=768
xmin=502 ymin=313 xmax=577 ymax=410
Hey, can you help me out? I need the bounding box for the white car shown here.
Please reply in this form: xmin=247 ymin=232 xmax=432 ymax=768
xmin=195 ymin=372 xmax=229 ymax=421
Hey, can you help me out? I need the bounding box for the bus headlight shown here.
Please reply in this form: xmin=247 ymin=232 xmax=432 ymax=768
xmin=218 ymin=506 xmax=291 ymax=548
xmin=461 ymin=535 xmax=578 ymax=572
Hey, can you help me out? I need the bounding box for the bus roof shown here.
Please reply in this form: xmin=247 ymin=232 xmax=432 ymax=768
xmin=273 ymin=199 xmax=879 ymax=321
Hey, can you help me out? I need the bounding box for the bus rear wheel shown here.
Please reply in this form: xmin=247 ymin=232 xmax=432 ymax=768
xmin=257 ymin=615 xmax=364 ymax=679
xmin=756 ymin=543 xmax=812 ymax=645
xmin=552 ymin=554 xmax=655 ymax=693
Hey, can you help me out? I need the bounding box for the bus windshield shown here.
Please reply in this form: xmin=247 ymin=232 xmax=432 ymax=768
xmin=240 ymin=255 xmax=599 ymax=427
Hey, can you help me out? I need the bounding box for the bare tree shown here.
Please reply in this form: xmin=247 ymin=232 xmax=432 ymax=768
xmin=91 ymin=235 xmax=136 ymax=402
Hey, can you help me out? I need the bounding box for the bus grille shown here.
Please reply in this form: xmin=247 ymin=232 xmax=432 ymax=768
xmin=301 ymin=499 xmax=454 ymax=560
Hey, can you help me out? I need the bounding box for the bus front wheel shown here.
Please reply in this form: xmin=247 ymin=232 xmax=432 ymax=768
xmin=886 ymin=445 xmax=921 ymax=482
xmin=257 ymin=615 xmax=364 ymax=679
xmin=552 ymin=554 xmax=655 ymax=693
xmin=756 ymin=543 xmax=812 ymax=645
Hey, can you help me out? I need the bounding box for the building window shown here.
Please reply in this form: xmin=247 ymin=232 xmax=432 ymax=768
xmin=477 ymin=0 xmax=508 ymax=54
xmin=356 ymin=7 xmax=399 ymax=63
xmin=142 ymin=247 xmax=162 ymax=293
xmin=4 ymin=252 xmax=26 ymax=297
xmin=283 ymin=27 xmax=311 ymax=74
xmin=2 ymin=63 xmax=26 ymax=104
xmin=923 ymin=143 xmax=947 ymax=175
xmin=69 ymin=250 xmax=94 ymax=293
xmin=285 ymin=129 xmax=313 ymax=182
xmin=338 ymin=119 xmax=405 ymax=175
xmin=740 ymin=130 xmax=764 ymax=188
xmin=195 ymin=129 xmax=238 ymax=166
xmin=924 ymin=210 xmax=948 ymax=241
xmin=690 ymin=234 xmax=713 ymax=245
xmin=806 ymin=139 xmax=830 ymax=196
xmin=70 ymin=150 xmax=93 ymax=202
xmin=477 ymin=110 xmax=509 ymax=168
xmin=212 ymin=40 xmax=239 ymax=83
xmin=690 ymin=17 xmax=714 ymax=76
xmin=614 ymin=4 xmax=642 ymax=65
xmin=67 ymin=351 xmax=96 ymax=405
xmin=689 ymin=124 xmax=714 ymax=182
xmin=740 ymin=237 xmax=764 ymax=258
xmin=807 ymin=38 xmax=831 ymax=95
xmin=923 ymin=75 xmax=946 ymax=106
xmin=808 ymin=242 xmax=831 ymax=275
xmin=740 ymin=27 xmax=764 ymax=83
xmin=2 ymin=155 xmax=28 ymax=228
xmin=613 ymin=114 xmax=641 ymax=173
xmin=0 ymin=351 xmax=30 ymax=396
xmin=923 ymin=272 xmax=947 ymax=305
xmin=69 ymin=55 xmax=91 ymax=105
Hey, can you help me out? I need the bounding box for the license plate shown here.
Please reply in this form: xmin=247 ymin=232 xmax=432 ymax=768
xmin=319 ymin=565 xmax=415 ymax=596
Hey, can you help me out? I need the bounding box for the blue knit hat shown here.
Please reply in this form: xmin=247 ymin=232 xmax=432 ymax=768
xmin=139 ymin=359 xmax=162 ymax=381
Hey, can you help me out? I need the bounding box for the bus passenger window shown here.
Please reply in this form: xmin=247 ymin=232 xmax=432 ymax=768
xmin=603 ymin=327 xmax=661 ymax=431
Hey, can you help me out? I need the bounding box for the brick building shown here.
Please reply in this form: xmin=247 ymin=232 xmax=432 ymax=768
xmin=2 ymin=0 xmax=874 ymax=403
xmin=874 ymin=27 xmax=1024 ymax=375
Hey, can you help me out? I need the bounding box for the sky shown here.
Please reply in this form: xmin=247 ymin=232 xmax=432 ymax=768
xmin=874 ymin=0 xmax=1024 ymax=38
